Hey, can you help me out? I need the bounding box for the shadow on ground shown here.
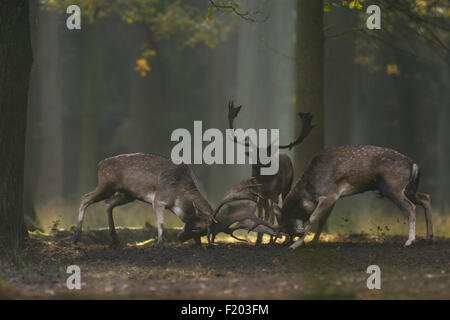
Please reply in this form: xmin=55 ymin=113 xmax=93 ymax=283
xmin=0 ymin=229 xmax=449 ymax=300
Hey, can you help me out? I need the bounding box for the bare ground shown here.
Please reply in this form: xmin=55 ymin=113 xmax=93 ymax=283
xmin=0 ymin=231 xmax=449 ymax=300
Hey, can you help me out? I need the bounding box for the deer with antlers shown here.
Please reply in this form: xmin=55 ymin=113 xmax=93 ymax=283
xmin=224 ymin=101 xmax=314 ymax=244
xmin=179 ymin=179 xmax=282 ymax=244
xmin=278 ymin=145 xmax=433 ymax=249
xmin=73 ymin=153 xmax=216 ymax=247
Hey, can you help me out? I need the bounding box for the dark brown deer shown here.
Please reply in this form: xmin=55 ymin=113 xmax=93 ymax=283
xmin=278 ymin=145 xmax=433 ymax=249
xmin=227 ymin=101 xmax=314 ymax=244
xmin=179 ymin=202 xmax=280 ymax=244
xmin=73 ymin=153 xmax=215 ymax=246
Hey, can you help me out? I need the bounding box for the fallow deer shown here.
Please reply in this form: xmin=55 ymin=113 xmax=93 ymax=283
xmin=278 ymin=145 xmax=433 ymax=249
xmin=73 ymin=153 xmax=216 ymax=246
xmin=179 ymin=201 xmax=280 ymax=244
xmin=226 ymin=101 xmax=314 ymax=244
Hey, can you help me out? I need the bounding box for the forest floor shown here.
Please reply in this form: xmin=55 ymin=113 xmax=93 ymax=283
xmin=0 ymin=227 xmax=449 ymax=300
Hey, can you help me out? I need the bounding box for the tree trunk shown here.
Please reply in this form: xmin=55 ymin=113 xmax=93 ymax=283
xmin=78 ymin=24 xmax=100 ymax=194
xmin=437 ymin=61 xmax=449 ymax=209
xmin=23 ymin=0 xmax=40 ymax=223
xmin=0 ymin=0 xmax=33 ymax=251
xmin=294 ymin=0 xmax=324 ymax=177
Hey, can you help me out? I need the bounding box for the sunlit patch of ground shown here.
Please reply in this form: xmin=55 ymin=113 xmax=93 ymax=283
xmin=1 ymin=228 xmax=449 ymax=300
xmin=212 ymin=232 xmax=341 ymax=244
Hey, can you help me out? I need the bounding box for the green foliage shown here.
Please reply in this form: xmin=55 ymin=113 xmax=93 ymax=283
xmin=323 ymin=0 xmax=366 ymax=13
xmin=28 ymin=229 xmax=49 ymax=241
xmin=41 ymin=0 xmax=234 ymax=75
xmin=342 ymin=0 xmax=365 ymax=10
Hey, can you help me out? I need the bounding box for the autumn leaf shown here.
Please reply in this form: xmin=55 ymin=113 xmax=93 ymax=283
xmin=386 ymin=63 xmax=400 ymax=75
xmin=134 ymin=58 xmax=151 ymax=77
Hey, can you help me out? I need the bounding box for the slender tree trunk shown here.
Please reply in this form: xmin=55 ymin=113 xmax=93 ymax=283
xmin=294 ymin=0 xmax=324 ymax=176
xmin=0 ymin=0 xmax=33 ymax=251
xmin=437 ymin=62 xmax=449 ymax=209
xmin=78 ymin=24 xmax=100 ymax=194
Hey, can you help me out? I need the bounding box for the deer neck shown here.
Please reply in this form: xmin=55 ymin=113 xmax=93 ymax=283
xmin=188 ymin=190 xmax=213 ymax=216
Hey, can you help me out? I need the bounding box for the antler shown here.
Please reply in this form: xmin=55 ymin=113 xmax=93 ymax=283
xmin=227 ymin=101 xmax=314 ymax=152
xmin=215 ymin=202 xmax=280 ymax=242
xmin=279 ymin=112 xmax=315 ymax=150
xmin=228 ymin=100 xmax=242 ymax=129
xmin=213 ymin=177 xmax=263 ymax=218
xmin=227 ymin=100 xmax=257 ymax=149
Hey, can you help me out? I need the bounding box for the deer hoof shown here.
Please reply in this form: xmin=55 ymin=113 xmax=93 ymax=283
xmin=288 ymin=240 xmax=304 ymax=250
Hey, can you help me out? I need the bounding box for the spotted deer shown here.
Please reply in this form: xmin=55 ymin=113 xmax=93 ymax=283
xmin=73 ymin=153 xmax=215 ymax=246
xmin=227 ymin=101 xmax=314 ymax=244
xmin=278 ymin=145 xmax=433 ymax=249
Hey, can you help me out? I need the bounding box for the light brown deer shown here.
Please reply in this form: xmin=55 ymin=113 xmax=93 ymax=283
xmin=73 ymin=153 xmax=216 ymax=246
xmin=227 ymin=101 xmax=314 ymax=244
xmin=278 ymin=145 xmax=433 ymax=249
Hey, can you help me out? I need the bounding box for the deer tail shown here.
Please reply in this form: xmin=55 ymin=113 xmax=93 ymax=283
xmin=407 ymin=162 xmax=421 ymax=195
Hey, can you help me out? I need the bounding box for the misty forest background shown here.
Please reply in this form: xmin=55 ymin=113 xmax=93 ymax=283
xmin=23 ymin=0 xmax=449 ymax=236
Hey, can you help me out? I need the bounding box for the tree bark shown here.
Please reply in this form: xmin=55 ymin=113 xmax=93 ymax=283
xmin=0 ymin=0 xmax=33 ymax=251
xmin=294 ymin=0 xmax=324 ymax=177
xmin=437 ymin=61 xmax=449 ymax=208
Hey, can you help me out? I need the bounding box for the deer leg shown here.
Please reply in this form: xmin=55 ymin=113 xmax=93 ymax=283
xmin=311 ymin=205 xmax=335 ymax=244
xmin=74 ymin=186 xmax=113 ymax=243
xmin=388 ymin=191 xmax=417 ymax=247
xmin=152 ymin=202 xmax=166 ymax=245
xmin=193 ymin=236 xmax=202 ymax=246
xmin=412 ymin=192 xmax=433 ymax=240
xmin=105 ymin=192 xmax=134 ymax=247
xmin=282 ymin=235 xmax=294 ymax=247
xmin=404 ymin=200 xmax=417 ymax=247
xmin=267 ymin=199 xmax=277 ymax=244
xmin=289 ymin=197 xmax=337 ymax=250
xmin=255 ymin=200 xmax=264 ymax=245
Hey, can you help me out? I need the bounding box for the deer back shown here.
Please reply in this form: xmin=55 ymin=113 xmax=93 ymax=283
xmin=282 ymin=145 xmax=417 ymax=223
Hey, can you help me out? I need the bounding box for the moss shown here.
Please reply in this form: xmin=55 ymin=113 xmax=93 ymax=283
xmin=28 ymin=230 xmax=50 ymax=241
